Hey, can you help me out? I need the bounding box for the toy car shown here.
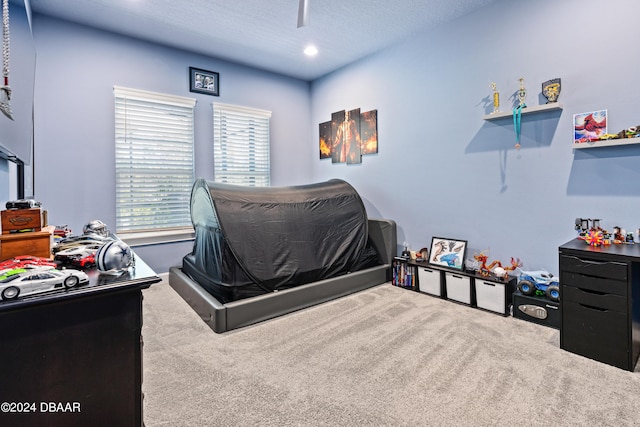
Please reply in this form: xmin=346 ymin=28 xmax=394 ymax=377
xmin=52 ymin=234 xmax=112 ymax=254
xmin=0 ymin=255 xmax=58 ymax=273
xmin=517 ymin=270 xmax=560 ymax=301
xmin=0 ymin=267 xmax=89 ymax=301
xmin=54 ymin=243 xmax=102 ymax=269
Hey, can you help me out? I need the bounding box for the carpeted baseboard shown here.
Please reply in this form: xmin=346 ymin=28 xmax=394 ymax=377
xmin=141 ymin=281 xmax=640 ymax=426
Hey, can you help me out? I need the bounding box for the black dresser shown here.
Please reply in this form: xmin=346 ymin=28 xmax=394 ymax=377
xmin=0 ymin=255 xmax=160 ymax=426
xmin=559 ymin=238 xmax=640 ymax=371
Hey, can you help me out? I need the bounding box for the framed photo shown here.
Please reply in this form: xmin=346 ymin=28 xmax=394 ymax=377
xmin=573 ymin=110 xmax=607 ymax=143
xmin=428 ymin=237 xmax=467 ymax=271
xmin=189 ymin=67 xmax=219 ymax=96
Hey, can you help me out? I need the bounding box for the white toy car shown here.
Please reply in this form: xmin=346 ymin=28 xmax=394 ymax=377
xmin=0 ymin=267 xmax=89 ymax=301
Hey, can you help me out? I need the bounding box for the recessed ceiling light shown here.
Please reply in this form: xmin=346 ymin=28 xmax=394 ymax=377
xmin=304 ymin=45 xmax=318 ymax=56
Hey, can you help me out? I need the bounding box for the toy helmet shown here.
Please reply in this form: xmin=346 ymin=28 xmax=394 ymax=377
xmin=83 ymin=219 xmax=109 ymax=237
xmin=95 ymin=240 xmax=134 ymax=274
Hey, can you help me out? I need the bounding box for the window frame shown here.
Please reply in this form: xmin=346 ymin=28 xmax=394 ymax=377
xmin=113 ymin=86 xmax=196 ymax=246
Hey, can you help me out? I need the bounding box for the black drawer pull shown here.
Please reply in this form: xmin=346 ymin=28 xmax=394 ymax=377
xmin=579 ymin=303 xmax=607 ymax=312
xmin=451 ymin=275 xmax=463 ymax=279
xmin=481 ymin=282 xmax=495 ymax=287
xmin=564 ymin=255 xmax=624 ymax=267
xmin=421 ymin=269 xmax=434 ymax=273
xmin=577 ymin=287 xmax=607 ymax=296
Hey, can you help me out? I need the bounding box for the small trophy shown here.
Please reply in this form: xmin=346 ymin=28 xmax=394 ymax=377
xmin=490 ymin=82 xmax=500 ymax=114
xmin=517 ymin=77 xmax=527 ymax=107
xmin=542 ymin=78 xmax=561 ymax=103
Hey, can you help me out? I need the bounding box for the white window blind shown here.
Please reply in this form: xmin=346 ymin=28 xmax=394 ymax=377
xmin=213 ymin=102 xmax=271 ymax=186
xmin=114 ymin=86 xmax=196 ymax=233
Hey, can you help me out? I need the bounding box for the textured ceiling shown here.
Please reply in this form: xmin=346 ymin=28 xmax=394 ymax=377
xmin=27 ymin=0 xmax=499 ymax=81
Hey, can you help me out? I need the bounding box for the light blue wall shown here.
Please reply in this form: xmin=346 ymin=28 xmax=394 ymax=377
xmin=31 ymin=15 xmax=311 ymax=273
xmin=25 ymin=0 xmax=640 ymax=275
xmin=310 ymin=0 xmax=640 ymax=273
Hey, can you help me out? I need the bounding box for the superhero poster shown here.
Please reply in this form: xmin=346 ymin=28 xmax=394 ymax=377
xmin=573 ymin=110 xmax=607 ymax=143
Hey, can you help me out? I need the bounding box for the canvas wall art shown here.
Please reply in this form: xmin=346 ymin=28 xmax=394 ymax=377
xmin=320 ymin=108 xmax=378 ymax=163
xmin=574 ymin=110 xmax=607 ymax=143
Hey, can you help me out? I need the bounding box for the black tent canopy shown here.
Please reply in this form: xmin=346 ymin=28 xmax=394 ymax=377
xmin=183 ymin=178 xmax=380 ymax=302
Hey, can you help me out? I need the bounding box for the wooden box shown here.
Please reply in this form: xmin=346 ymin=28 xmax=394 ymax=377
xmin=1 ymin=208 xmax=44 ymax=234
xmin=0 ymin=226 xmax=54 ymax=261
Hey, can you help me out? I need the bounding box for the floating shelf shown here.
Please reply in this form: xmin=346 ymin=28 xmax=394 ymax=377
xmin=572 ymin=138 xmax=640 ymax=149
xmin=483 ymin=102 xmax=563 ymax=121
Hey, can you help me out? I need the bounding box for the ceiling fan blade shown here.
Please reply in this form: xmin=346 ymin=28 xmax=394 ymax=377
xmin=297 ymin=0 xmax=309 ymax=28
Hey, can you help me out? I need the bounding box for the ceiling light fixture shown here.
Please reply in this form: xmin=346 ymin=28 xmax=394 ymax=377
xmin=304 ymin=45 xmax=318 ymax=56
xmin=297 ymin=0 xmax=309 ymax=28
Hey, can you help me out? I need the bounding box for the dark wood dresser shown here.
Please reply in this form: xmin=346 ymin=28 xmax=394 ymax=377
xmin=559 ymin=238 xmax=640 ymax=371
xmin=0 ymin=255 xmax=160 ymax=426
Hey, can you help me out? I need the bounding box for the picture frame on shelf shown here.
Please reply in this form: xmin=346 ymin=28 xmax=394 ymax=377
xmin=573 ymin=109 xmax=607 ymax=143
xmin=189 ymin=67 xmax=219 ymax=96
xmin=428 ymin=237 xmax=467 ymax=272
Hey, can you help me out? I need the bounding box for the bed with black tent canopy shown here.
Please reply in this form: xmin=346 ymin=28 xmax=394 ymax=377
xmin=169 ymin=178 xmax=397 ymax=333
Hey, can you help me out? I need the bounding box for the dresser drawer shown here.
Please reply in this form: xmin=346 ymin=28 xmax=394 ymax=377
xmin=561 ymin=300 xmax=629 ymax=370
xmin=562 ymin=285 xmax=627 ymax=312
xmin=562 ymin=271 xmax=627 ymax=296
xmin=560 ymin=255 xmax=627 ymax=281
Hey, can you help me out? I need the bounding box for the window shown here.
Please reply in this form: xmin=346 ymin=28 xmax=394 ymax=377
xmin=213 ymin=102 xmax=271 ymax=186
xmin=114 ymin=86 xmax=196 ymax=235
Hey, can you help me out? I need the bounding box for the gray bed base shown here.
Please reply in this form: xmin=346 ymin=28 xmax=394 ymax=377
xmin=169 ymin=218 xmax=397 ymax=333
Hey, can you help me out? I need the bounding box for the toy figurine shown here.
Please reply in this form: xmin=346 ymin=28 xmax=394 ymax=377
xmin=415 ymin=247 xmax=428 ymax=262
xmin=473 ymin=251 xmax=522 ymax=278
xmin=575 ymin=218 xmax=590 ymax=236
xmin=585 ymin=229 xmax=604 ymax=247
xmin=613 ymin=226 xmax=625 ymax=243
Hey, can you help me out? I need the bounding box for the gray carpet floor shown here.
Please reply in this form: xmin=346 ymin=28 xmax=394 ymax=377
xmin=142 ymin=280 xmax=640 ymax=426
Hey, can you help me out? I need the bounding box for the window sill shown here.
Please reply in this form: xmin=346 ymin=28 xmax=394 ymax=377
xmin=118 ymin=228 xmax=195 ymax=247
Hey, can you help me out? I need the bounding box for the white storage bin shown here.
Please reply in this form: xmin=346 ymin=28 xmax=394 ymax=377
xmin=475 ymin=278 xmax=507 ymax=314
xmin=417 ymin=266 xmax=441 ymax=296
xmin=445 ymin=272 xmax=471 ymax=305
